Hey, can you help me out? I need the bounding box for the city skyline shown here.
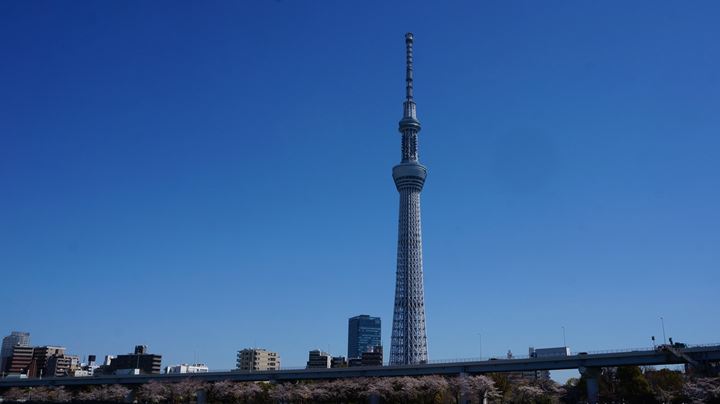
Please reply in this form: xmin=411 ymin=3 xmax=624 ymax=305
xmin=1 ymin=0 xmax=719 ymax=375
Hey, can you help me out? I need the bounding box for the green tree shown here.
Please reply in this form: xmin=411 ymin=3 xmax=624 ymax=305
xmin=616 ymin=366 xmax=657 ymax=404
xmin=490 ymin=373 xmax=512 ymax=402
xmin=559 ymin=378 xmax=582 ymax=404
xmin=645 ymin=368 xmax=684 ymax=403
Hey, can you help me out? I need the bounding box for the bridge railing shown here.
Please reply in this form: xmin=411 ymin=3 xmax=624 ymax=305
xmin=424 ymin=347 xmax=647 ymax=364
xmin=423 ymin=343 xmax=720 ymax=365
xmin=6 ymin=343 xmax=716 ymax=379
xmin=187 ymin=343 xmax=720 ymax=372
xmin=686 ymin=342 xmax=720 ymax=349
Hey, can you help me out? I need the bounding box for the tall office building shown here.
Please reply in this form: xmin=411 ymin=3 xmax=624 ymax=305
xmin=347 ymin=315 xmax=381 ymax=359
xmin=389 ymin=33 xmax=429 ymax=365
xmin=1 ymin=331 xmax=30 ymax=372
xmin=236 ymin=348 xmax=280 ymax=371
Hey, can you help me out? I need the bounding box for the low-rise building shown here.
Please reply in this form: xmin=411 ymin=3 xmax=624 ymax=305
xmin=45 ymin=355 xmax=72 ymax=377
xmin=348 ymin=346 xmax=384 ymax=367
xmin=331 ymin=356 xmax=348 ymax=368
xmin=80 ymin=355 xmax=99 ymax=376
xmin=361 ymin=345 xmax=383 ymax=366
xmin=165 ymin=363 xmax=209 ymax=374
xmin=73 ymin=369 xmax=92 ymax=377
xmin=102 ymin=345 xmax=162 ymax=375
xmin=307 ymin=350 xmax=331 ymax=369
xmin=4 ymin=346 xmax=34 ymax=375
xmin=32 ymin=346 xmax=66 ymax=377
xmin=236 ymin=348 xmax=280 ymax=371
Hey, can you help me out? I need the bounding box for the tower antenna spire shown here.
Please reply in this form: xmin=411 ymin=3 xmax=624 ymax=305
xmin=405 ymin=32 xmax=414 ymax=101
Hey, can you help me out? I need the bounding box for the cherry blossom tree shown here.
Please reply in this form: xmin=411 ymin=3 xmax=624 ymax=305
xmin=75 ymin=387 xmax=101 ymax=402
xmin=682 ymin=377 xmax=720 ymax=404
xmin=100 ymin=385 xmax=132 ymax=402
xmin=511 ymin=384 xmax=546 ymax=404
xmin=137 ymin=380 xmax=169 ymax=403
xmin=364 ymin=376 xmax=396 ymax=402
xmin=268 ymin=382 xmax=294 ymax=403
xmin=51 ymin=387 xmax=73 ymax=402
xmin=323 ymin=377 xmax=369 ymax=402
xmin=27 ymin=386 xmax=53 ymax=402
xmin=208 ymin=381 xmax=270 ymax=403
xmin=448 ymin=375 xmax=499 ymax=404
xmin=417 ymin=374 xmax=450 ymax=402
xmin=209 ymin=380 xmax=244 ymax=403
xmin=167 ymin=378 xmax=205 ymax=403
xmin=1 ymin=387 xmax=29 ymax=402
xmin=241 ymin=381 xmax=269 ymax=402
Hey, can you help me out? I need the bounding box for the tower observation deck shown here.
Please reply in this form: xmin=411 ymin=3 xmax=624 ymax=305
xmin=389 ymin=32 xmax=429 ymax=366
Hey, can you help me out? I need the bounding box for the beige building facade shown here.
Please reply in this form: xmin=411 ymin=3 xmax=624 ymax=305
xmin=236 ymin=348 xmax=279 ymax=371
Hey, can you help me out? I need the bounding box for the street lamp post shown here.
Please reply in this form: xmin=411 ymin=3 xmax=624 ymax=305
xmin=562 ymin=326 xmax=567 ymax=347
xmin=660 ymin=317 xmax=667 ymax=344
xmin=477 ymin=333 xmax=483 ymax=360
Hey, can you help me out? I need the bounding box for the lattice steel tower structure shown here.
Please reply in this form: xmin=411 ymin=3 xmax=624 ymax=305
xmin=389 ymin=32 xmax=429 ymax=365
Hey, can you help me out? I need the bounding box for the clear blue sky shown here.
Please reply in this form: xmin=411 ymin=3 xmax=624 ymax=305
xmin=1 ymin=0 xmax=719 ymax=376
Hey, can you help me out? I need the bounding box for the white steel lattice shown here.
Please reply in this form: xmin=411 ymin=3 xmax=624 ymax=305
xmin=389 ymin=33 xmax=429 ymax=366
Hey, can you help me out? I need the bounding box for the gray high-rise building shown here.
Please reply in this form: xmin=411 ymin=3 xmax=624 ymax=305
xmin=1 ymin=331 xmax=30 ymax=372
xmin=347 ymin=315 xmax=381 ymax=359
xmin=389 ymin=33 xmax=429 ymax=365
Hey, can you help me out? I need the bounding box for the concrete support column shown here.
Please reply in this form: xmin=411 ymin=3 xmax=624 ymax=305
xmin=580 ymin=366 xmax=602 ymax=404
xmin=368 ymin=392 xmax=380 ymax=404
xmin=457 ymin=372 xmax=470 ymax=404
xmin=196 ymin=388 xmax=207 ymax=404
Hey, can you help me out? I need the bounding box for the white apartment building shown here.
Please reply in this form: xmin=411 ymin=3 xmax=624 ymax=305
xmin=165 ymin=363 xmax=209 ymax=374
xmin=236 ymin=348 xmax=280 ymax=371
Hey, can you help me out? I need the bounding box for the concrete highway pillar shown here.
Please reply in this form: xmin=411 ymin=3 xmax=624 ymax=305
xmin=580 ymin=366 xmax=602 ymax=404
xmin=458 ymin=372 xmax=470 ymax=404
xmin=196 ymin=388 xmax=207 ymax=404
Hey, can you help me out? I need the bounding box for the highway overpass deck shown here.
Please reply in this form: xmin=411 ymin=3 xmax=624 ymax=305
xmin=2 ymin=344 xmax=718 ymax=388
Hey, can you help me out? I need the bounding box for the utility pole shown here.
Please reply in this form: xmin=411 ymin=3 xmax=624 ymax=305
xmin=562 ymin=326 xmax=567 ymax=347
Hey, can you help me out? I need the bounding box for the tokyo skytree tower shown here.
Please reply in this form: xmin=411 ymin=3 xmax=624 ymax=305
xmin=389 ymin=33 xmax=429 ymax=366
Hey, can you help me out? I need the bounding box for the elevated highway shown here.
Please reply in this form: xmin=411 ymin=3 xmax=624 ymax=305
xmin=1 ymin=344 xmax=718 ymax=389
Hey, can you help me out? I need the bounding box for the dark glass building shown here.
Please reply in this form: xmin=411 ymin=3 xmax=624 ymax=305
xmin=100 ymin=345 xmax=162 ymax=375
xmin=347 ymin=315 xmax=381 ymax=359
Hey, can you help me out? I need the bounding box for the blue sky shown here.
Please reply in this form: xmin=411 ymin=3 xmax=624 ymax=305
xmin=1 ymin=0 xmax=719 ymax=377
